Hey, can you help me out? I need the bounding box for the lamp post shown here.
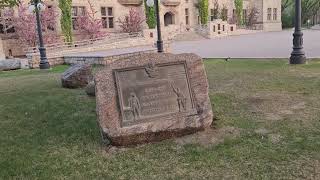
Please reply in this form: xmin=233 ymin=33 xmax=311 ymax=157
xmin=290 ymin=0 xmax=306 ymax=64
xmin=146 ymin=0 xmax=164 ymax=53
xmin=29 ymin=0 xmax=50 ymax=69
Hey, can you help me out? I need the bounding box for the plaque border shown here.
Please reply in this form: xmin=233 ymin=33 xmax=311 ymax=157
xmin=114 ymin=61 xmax=195 ymax=127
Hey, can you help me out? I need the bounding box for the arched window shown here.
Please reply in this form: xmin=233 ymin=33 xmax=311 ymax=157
xmin=164 ymin=12 xmax=175 ymax=26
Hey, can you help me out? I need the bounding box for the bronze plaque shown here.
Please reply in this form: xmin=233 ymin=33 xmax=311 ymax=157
xmin=114 ymin=61 xmax=195 ymax=126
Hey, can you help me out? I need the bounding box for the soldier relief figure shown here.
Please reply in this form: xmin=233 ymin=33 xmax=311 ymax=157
xmin=128 ymin=92 xmax=141 ymax=120
xmin=171 ymin=84 xmax=187 ymax=112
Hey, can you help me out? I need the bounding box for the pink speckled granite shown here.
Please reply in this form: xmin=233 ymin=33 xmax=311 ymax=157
xmin=95 ymin=53 xmax=213 ymax=146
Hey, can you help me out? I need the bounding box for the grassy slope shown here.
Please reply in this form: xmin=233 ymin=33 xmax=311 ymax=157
xmin=0 ymin=60 xmax=319 ymax=179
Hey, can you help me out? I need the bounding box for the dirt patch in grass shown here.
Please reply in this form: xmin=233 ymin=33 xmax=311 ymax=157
xmin=247 ymin=92 xmax=310 ymax=122
xmin=104 ymin=127 xmax=241 ymax=155
xmin=174 ymin=126 xmax=241 ymax=147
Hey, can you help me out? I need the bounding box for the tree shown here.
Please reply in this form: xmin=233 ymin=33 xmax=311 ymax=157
xmin=198 ymin=0 xmax=208 ymax=24
xmin=246 ymin=5 xmax=259 ymax=28
xmin=234 ymin=0 xmax=243 ymax=26
xmin=10 ymin=3 xmax=59 ymax=47
xmin=59 ymin=0 xmax=73 ymax=43
xmin=283 ymin=0 xmax=320 ymax=27
xmin=301 ymin=0 xmax=320 ymax=24
xmin=0 ymin=8 xmax=15 ymax=34
xmin=144 ymin=0 xmax=156 ymax=29
xmin=0 ymin=0 xmax=20 ymax=8
xmin=213 ymin=0 xmax=220 ymax=20
xmin=282 ymin=0 xmax=293 ymax=14
xmin=220 ymin=4 xmax=228 ymax=21
xmin=118 ymin=8 xmax=144 ymax=33
xmin=76 ymin=0 xmax=105 ymax=39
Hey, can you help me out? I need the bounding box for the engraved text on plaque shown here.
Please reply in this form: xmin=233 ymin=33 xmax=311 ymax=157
xmin=114 ymin=61 xmax=195 ymax=126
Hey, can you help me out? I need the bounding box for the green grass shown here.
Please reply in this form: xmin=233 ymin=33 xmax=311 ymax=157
xmin=1 ymin=60 xmax=320 ymax=179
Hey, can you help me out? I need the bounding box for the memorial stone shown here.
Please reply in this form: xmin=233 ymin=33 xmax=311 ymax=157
xmin=95 ymin=53 xmax=213 ymax=146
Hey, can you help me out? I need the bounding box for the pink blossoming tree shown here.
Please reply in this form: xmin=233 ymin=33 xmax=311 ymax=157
xmin=9 ymin=3 xmax=60 ymax=47
xmin=118 ymin=8 xmax=145 ymax=33
xmin=76 ymin=0 xmax=105 ymax=40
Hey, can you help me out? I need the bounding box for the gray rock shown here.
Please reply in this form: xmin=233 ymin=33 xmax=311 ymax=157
xmin=61 ymin=64 xmax=92 ymax=88
xmin=19 ymin=59 xmax=29 ymax=69
xmin=85 ymin=81 xmax=96 ymax=96
xmin=0 ymin=59 xmax=21 ymax=71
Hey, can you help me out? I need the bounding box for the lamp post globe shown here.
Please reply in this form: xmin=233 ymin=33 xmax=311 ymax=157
xmin=28 ymin=5 xmax=35 ymax=13
xmin=146 ymin=0 xmax=154 ymax=7
xmin=37 ymin=3 xmax=46 ymax=11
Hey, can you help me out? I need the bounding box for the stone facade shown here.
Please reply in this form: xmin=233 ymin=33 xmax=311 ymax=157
xmin=0 ymin=38 xmax=5 ymax=60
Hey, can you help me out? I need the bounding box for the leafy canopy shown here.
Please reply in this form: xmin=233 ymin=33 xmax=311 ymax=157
xmin=0 ymin=0 xmax=20 ymax=8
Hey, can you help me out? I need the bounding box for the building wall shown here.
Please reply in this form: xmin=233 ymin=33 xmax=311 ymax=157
xmin=260 ymin=0 xmax=282 ymax=31
xmin=0 ymin=37 xmax=26 ymax=57
xmin=0 ymin=38 xmax=5 ymax=59
xmin=1 ymin=0 xmax=282 ymax=57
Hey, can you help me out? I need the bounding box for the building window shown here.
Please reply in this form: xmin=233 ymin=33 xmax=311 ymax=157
xmin=267 ymin=8 xmax=272 ymax=21
xmin=101 ymin=7 xmax=114 ymax=29
xmin=243 ymin=9 xmax=247 ymax=24
xmin=273 ymin=8 xmax=278 ymax=21
xmin=72 ymin=6 xmax=85 ymax=30
xmin=218 ymin=24 xmax=220 ymax=30
xmin=185 ymin=8 xmax=189 ymax=25
xmin=221 ymin=8 xmax=228 ymax=21
xmin=210 ymin=9 xmax=214 ymax=21
xmin=164 ymin=12 xmax=175 ymax=26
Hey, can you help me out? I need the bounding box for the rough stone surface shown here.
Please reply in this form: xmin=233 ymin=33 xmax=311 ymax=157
xmin=95 ymin=53 xmax=213 ymax=146
xmin=61 ymin=64 xmax=92 ymax=88
xmin=0 ymin=59 xmax=21 ymax=71
xmin=0 ymin=38 xmax=5 ymax=60
xmin=85 ymin=81 xmax=96 ymax=96
xmin=19 ymin=59 xmax=29 ymax=69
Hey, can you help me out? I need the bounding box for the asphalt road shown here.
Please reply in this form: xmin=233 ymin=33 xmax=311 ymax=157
xmin=171 ymin=30 xmax=320 ymax=58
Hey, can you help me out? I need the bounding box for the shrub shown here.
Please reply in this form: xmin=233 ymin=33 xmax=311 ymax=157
xmin=118 ymin=8 xmax=145 ymax=33
xmin=144 ymin=0 xmax=156 ymax=29
xmin=220 ymin=4 xmax=228 ymax=21
xmin=198 ymin=0 xmax=209 ymax=24
xmin=76 ymin=0 xmax=105 ymax=40
xmin=246 ymin=5 xmax=259 ymax=28
xmin=234 ymin=0 xmax=243 ymax=25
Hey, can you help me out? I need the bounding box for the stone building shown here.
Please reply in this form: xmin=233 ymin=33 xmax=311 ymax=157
xmin=0 ymin=0 xmax=282 ymax=57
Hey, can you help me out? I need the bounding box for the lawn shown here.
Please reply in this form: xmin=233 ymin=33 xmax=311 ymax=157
xmin=0 ymin=59 xmax=319 ymax=179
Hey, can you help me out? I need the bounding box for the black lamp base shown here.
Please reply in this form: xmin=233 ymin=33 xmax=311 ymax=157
xmin=39 ymin=61 xmax=50 ymax=69
xmin=290 ymin=53 xmax=306 ymax=64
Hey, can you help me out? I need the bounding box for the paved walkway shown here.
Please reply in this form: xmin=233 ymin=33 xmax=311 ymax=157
xmin=171 ymin=30 xmax=320 ymax=58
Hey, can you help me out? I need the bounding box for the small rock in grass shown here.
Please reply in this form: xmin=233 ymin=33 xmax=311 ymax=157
xmin=61 ymin=64 xmax=92 ymax=88
xmin=85 ymin=81 xmax=96 ymax=96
